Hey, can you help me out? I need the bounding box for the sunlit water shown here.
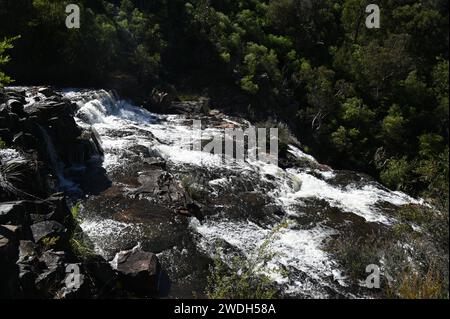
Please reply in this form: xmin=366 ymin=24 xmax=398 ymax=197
xmin=53 ymin=89 xmax=423 ymax=298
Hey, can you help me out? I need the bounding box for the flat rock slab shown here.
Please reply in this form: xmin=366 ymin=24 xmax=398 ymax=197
xmin=30 ymin=221 xmax=66 ymax=243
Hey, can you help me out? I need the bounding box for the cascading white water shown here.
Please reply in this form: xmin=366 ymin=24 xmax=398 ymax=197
xmin=61 ymin=89 xmax=424 ymax=298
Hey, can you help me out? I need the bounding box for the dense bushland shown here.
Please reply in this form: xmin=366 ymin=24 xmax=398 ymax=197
xmin=0 ymin=0 xmax=448 ymax=206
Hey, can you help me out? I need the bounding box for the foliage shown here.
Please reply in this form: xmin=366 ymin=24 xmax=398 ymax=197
xmin=0 ymin=161 xmax=23 ymax=195
xmin=0 ymin=36 xmax=19 ymax=86
xmin=0 ymin=138 xmax=6 ymax=149
xmin=327 ymin=204 xmax=449 ymax=299
xmin=68 ymin=202 xmax=96 ymax=259
xmin=380 ymin=157 xmax=413 ymax=192
xmin=256 ymin=120 xmax=293 ymax=156
xmin=70 ymin=236 xmax=96 ymax=259
xmin=0 ymin=0 xmax=447 ymax=300
xmin=206 ymin=222 xmax=288 ymax=299
xmin=0 ymin=0 xmax=447 ymax=202
xmin=395 ymin=263 xmax=447 ymax=299
xmin=71 ymin=202 xmax=81 ymax=220
xmin=326 ymin=231 xmax=387 ymax=282
xmin=42 ymin=236 xmax=60 ymax=250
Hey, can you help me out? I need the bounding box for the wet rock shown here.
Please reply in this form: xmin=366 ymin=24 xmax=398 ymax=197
xmin=0 ymin=116 xmax=10 ymax=128
xmin=25 ymin=101 xmax=70 ymax=121
xmin=0 ymin=103 xmax=8 ymax=115
xmin=1 ymin=224 xmax=21 ymax=238
xmin=81 ymin=128 xmax=104 ymax=158
xmin=30 ymin=221 xmax=66 ymax=243
xmin=0 ymin=87 xmax=126 ymax=298
xmin=130 ymin=145 xmax=152 ymax=158
xmin=5 ymin=90 xmax=26 ymax=104
xmin=48 ymin=115 xmax=81 ymax=143
xmin=112 ymin=247 xmax=161 ymax=296
xmin=185 ymin=199 xmax=204 ymax=220
xmin=143 ymin=157 xmax=166 ymax=169
xmin=38 ymin=87 xmax=56 ymax=98
xmin=135 ymin=170 xmax=166 ymax=195
xmin=57 ymin=272 xmax=90 ymax=300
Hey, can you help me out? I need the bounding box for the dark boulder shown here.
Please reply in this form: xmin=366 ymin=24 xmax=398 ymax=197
xmin=38 ymin=87 xmax=57 ymax=98
xmin=34 ymin=250 xmax=69 ymax=297
xmin=0 ymin=202 xmax=27 ymax=225
xmin=5 ymin=90 xmax=26 ymax=104
xmin=48 ymin=115 xmax=81 ymax=143
xmin=7 ymin=99 xmax=25 ymax=117
xmin=112 ymin=247 xmax=161 ymax=296
xmin=0 ymin=225 xmax=20 ymax=298
xmin=16 ymin=241 xmax=39 ymax=297
xmin=0 ymin=224 xmax=19 ymax=255
xmin=59 ymin=259 xmax=118 ymax=299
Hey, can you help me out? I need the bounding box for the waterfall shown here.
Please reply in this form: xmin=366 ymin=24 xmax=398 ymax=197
xmin=60 ymin=89 xmax=424 ymax=298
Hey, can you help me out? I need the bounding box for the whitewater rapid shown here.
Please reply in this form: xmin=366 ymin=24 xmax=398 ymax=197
xmin=60 ymin=89 xmax=422 ymax=298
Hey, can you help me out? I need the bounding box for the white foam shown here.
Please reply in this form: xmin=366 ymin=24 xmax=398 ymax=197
xmin=65 ymin=89 xmax=424 ymax=297
xmin=0 ymin=148 xmax=24 ymax=164
xmin=190 ymin=218 xmax=345 ymax=297
xmin=316 ymin=170 xmax=336 ymax=180
xmin=80 ymin=218 xmax=140 ymax=258
xmin=276 ymin=171 xmax=421 ymax=224
xmin=288 ymin=145 xmax=317 ymax=163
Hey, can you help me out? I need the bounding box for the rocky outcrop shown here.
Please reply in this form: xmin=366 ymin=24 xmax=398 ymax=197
xmin=0 ymin=87 xmax=162 ymax=299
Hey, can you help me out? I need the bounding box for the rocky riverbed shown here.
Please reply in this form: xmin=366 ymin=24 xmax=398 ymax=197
xmin=1 ymin=86 xmax=432 ymax=299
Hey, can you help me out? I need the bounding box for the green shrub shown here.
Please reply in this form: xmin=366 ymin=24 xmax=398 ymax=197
xmin=327 ymin=204 xmax=449 ymax=299
xmin=42 ymin=236 xmax=60 ymax=250
xmin=68 ymin=203 xmax=96 ymax=259
xmin=326 ymin=231 xmax=387 ymax=283
xmin=380 ymin=157 xmax=413 ymax=191
xmin=393 ymin=262 xmax=448 ymax=299
xmin=0 ymin=36 xmax=19 ymax=86
xmin=205 ymin=222 xmax=287 ymax=299
xmin=256 ymin=120 xmax=293 ymax=157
